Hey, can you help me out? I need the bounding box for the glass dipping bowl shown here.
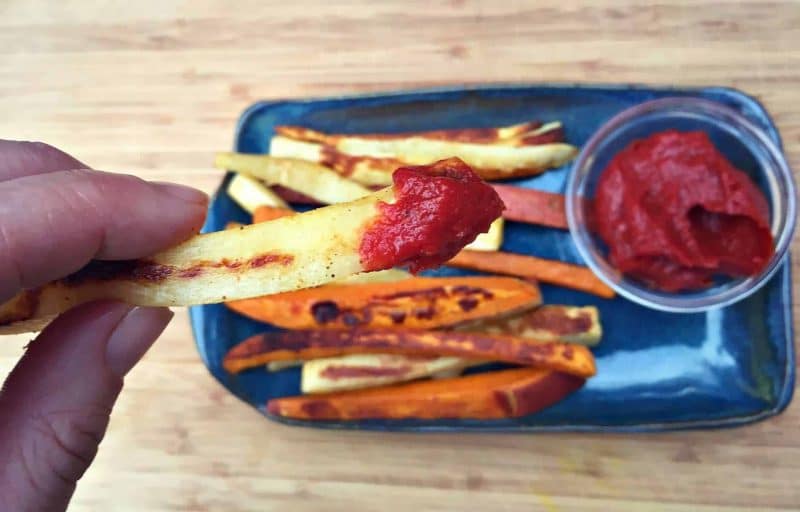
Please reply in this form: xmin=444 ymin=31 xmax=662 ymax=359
xmin=565 ymin=97 xmax=797 ymax=312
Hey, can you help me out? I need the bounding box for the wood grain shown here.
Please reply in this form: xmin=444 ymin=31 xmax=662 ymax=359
xmin=1 ymin=1 xmax=799 ymax=510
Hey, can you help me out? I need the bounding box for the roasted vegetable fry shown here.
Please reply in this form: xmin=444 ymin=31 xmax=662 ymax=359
xmin=227 ymin=173 xmax=289 ymax=212
xmin=267 ymin=367 xmax=585 ymax=420
xmin=463 ymin=305 xmax=602 ymax=346
xmin=334 ymin=269 xmax=411 ymax=285
xmin=269 ymin=121 xmax=577 ymax=186
xmin=269 ymin=135 xmax=398 ymax=187
xmin=492 ymin=185 xmax=567 ymax=229
xmin=275 ymin=120 xmax=551 ymax=146
xmin=270 ymin=185 xmax=323 ymax=205
xmin=267 ymin=360 xmax=302 ymax=372
xmin=222 ymin=328 xmax=596 ymax=378
xmin=225 ymin=276 xmax=541 ymax=330
xmin=216 ymin=152 xmax=371 ymax=204
xmin=301 ymin=354 xmax=472 ymax=394
xmin=447 ymin=250 xmax=615 ymax=298
xmin=500 ymin=121 xmax=565 ymax=146
xmin=464 ymin=218 xmax=504 ymax=251
xmin=0 ymin=159 xmax=501 ymax=334
xmin=252 ymin=205 xmax=295 ymax=223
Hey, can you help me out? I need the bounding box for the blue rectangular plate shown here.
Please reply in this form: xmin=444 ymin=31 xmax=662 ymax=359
xmin=190 ymin=84 xmax=794 ymax=432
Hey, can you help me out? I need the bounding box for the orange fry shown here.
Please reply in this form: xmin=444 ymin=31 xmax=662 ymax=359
xmin=447 ymin=250 xmax=614 ymax=298
xmin=267 ymin=367 xmax=585 ymax=421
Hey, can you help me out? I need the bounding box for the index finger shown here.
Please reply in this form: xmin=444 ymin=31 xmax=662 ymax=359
xmin=0 ymin=159 xmax=208 ymax=303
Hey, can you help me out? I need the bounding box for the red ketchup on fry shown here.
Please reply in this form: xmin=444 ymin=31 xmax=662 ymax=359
xmin=359 ymin=158 xmax=505 ymax=274
xmin=593 ymin=130 xmax=774 ymax=292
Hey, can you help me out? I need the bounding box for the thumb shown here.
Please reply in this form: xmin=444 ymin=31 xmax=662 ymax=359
xmin=0 ymin=301 xmax=173 ymax=512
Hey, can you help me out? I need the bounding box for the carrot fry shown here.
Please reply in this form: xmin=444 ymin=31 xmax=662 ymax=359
xmin=253 ymin=205 xmax=295 ymax=223
xmin=447 ymin=250 xmax=614 ymax=298
xmin=266 ymin=367 xmax=585 ymax=420
xmin=491 ymin=185 xmax=567 ymax=229
xmin=222 ymin=328 xmax=596 ymax=378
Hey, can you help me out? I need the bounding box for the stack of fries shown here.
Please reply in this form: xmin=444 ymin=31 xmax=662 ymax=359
xmin=215 ymin=120 xmax=613 ymax=421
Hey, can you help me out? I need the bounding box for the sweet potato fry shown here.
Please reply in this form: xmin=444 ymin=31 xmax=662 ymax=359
xmin=227 ymin=173 xmax=289 ymax=212
xmin=216 ymin=152 xmax=371 ymax=204
xmin=447 ymin=250 xmax=615 ymax=298
xmin=222 ymin=328 xmax=596 ymax=378
xmin=0 ymin=159 xmax=501 ymax=334
xmin=267 ymin=367 xmax=585 ymax=420
xmin=492 ymin=185 xmax=567 ymax=229
xmin=225 ymin=276 xmax=541 ymax=330
xmin=463 ymin=305 xmax=602 ymax=346
xmin=301 ymin=354 xmax=472 ymax=394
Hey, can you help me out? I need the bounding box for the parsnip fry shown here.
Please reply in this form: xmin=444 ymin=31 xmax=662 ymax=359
xmin=269 ymin=120 xmax=577 ymax=186
xmin=216 ymin=152 xmax=371 ymax=204
xmin=447 ymin=250 xmax=615 ymax=298
xmin=465 ymin=218 xmax=504 ymax=251
xmin=269 ymin=135 xmax=395 ymax=187
xmin=301 ymin=354 xmax=471 ymax=394
xmin=462 ymin=305 xmax=602 ymax=346
xmin=227 ymin=173 xmax=288 ymax=212
xmin=0 ymin=159 xmax=504 ymax=334
xmin=275 ymin=120 xmax=548 ymax=146
xmin=334 ymin=138 xmax=576 ymax=175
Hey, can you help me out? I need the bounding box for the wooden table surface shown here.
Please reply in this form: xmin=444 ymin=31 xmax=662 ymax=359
xmin=2 ymin=1 xmax=799 ymax=510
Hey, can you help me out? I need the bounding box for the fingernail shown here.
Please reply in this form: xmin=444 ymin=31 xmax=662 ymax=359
xmin=153 ymin=182 xmax=209 ymax=205
xmin=105 ymin=307 xmax=173 ymax=378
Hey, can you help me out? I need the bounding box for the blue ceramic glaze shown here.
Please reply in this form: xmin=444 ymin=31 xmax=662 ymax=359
xmin=190 ymin=84 xmax=794 ymax=432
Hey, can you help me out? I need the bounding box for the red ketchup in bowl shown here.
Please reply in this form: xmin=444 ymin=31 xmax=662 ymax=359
xmin=594 ymin=130 xmax=774 ymax=292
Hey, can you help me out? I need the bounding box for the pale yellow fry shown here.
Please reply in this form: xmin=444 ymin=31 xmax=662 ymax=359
xmin=227 ymin=173 xmax=289 ymax=212
xmin=0 ymin=188 xmax=395 ymax=334
xmin=216 ymin=152 xmax=371 ymax=204
xmin=301 ymin=354 xmax=471 ymax=394
xmin=335 ymin=136 xmax=577 ymax=172
xmin=464 ymin=218 xmax=504 ymax=251
xmin=269 ymin=135 xmax=393 ymax=187
xmin=498 ymin=121 xmax=563 ymax=146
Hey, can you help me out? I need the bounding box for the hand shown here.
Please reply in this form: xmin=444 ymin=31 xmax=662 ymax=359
xmin=0 ymin=141 xmax=208 ymax=511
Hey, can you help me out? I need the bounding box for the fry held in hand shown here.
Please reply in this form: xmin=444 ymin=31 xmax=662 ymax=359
xmin=226 ymin=276 xmax=541 ymax=330
xmin=0 ymin=158 xmax=503 ymax=334
xmin=222 ymin=328 xmax=596 ymax=378
xmin=267 ymin=367 xmax=585 ymax=421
